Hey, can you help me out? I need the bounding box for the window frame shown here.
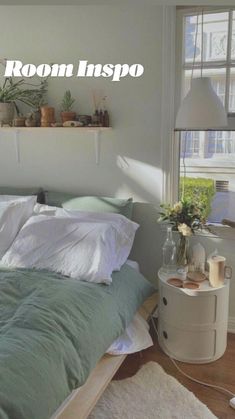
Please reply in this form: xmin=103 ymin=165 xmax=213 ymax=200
xmin=173 ymin=7 xmax=235 ymax=225
xmin=175 ymin=6 xmax=235 ymax=130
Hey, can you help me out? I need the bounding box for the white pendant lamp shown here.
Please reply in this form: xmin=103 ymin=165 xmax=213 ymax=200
xmin=175 ymin=11 xmax=228 ymax=130
xmin=175 ymin=77 xmax=228 ymax=130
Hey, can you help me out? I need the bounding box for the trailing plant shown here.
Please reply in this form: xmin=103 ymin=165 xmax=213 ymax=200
xmin=61 ymin=90 xmax=75 ymax=112
xmin=0 ymin=60 xmax=48 ymax=115
xmin=0 ymin=77 xmax=48 ymax=115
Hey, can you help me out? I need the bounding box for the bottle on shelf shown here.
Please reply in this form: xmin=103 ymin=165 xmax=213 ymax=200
xmin=103 ymin=110 xmax=109 ymax=127
xmin=162 ymin=225 xmax=177 ymax=273
xmin=92 ymin=109 xmax=100 ymax=125
xmin=101 ymin=96 xmax=110 ymax=127
xmin=99 ymin=110 xmax=104 ymax=126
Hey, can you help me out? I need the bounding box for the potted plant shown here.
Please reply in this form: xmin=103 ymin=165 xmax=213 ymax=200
xmin=61 ymin=90 xmax=76 ymax=123
xmin=0 ymin=59 xmax=48 ymax=126
xmin=0 ymin=77 xmax=48 ymax=126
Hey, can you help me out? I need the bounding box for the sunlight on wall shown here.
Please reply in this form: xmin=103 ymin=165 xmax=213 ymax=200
xmin=116 ymin=155 xmax=162 ymax=204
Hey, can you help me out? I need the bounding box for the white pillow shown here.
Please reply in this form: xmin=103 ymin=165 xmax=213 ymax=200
xmin=33 ymin=205 xmax=139 ymax=271
xmin=33 ymin=202 xmax=57 ymax=215
xmin=0 ymin=195 xmax=36 ymax=203
xmin=54 ymin=209 xmax=139 ymax=270
xmin=1 ymin=214 xmax=139 ymax=284
xmin=0 ymin=196 xmax=36 ymax=257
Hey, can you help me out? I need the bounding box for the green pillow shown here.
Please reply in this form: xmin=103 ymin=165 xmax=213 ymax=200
xmin=44 ymin=191 xmax=76 ymax=208
xmin=45 ymin=192 xmax=133 ymax=219
xmin=0 ymin=187 xmax=45 ymax=204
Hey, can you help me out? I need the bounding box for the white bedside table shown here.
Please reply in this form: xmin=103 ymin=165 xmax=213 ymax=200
xmin=158 ymin=268 xmax=230 ymax=364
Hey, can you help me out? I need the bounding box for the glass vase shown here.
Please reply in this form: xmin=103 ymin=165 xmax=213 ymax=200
xmin=177 ymin=234 xmax=190 ymax=268
xmin=162 ymin=225 xmax=177 ymax=273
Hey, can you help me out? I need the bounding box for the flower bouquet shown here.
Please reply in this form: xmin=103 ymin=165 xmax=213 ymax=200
xmin=158 ymin=199 xmax=206 ymax=267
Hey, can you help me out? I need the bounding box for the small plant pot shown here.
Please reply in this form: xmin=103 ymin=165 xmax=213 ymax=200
xmin=61 ymin=112 xmax=76 ymax=123
xmin=25 ymin=118 xmax=36 ymax=127
xmin=13 ymin=117 xmax=26 ymax=127
xmin=0 ymin=102 xmax=15 ymax=126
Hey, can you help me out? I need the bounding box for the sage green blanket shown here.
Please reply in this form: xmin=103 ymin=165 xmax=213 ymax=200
xmin=0 ymin=264 xmax=154 ymax=419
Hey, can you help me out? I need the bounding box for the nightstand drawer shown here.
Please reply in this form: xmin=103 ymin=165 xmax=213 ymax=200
xmin=158 ymin=319 xmax=227 ymax=363
xmin=159 ymin=286 xmax=217 ymax=325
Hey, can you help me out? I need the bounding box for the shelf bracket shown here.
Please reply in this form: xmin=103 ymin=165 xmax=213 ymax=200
xmin=14 ymin=129 xmax=20 ymax=164
xmin=94 ymin=130 xmax=101 ymax=165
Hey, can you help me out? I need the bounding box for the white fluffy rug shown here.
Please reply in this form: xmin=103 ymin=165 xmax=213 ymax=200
xmin=89 ymin=361 xmax=217 ymax=419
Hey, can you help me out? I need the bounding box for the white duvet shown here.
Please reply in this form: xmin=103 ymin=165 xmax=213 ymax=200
xmin=107 ymin=312 xmax=153 ymax=355
xmin=106 ymin=260 xmax=153 ymax=355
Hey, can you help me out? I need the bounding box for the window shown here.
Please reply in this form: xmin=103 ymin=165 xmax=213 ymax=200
xmin=178 ymin=8 xmax=235 ymax=224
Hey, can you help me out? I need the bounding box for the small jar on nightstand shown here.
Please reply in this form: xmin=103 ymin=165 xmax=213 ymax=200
xmin=158 ymin=268 xmax=230 ymax=364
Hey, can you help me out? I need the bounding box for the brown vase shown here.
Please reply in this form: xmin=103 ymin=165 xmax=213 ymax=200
xmin=40 ymin=106 xmax=55 ymax=127
xmin=61 ymin=111 xmax=76 ymax=124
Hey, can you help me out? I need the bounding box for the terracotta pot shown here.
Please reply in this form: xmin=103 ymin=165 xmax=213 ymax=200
xmin=40 ymin=106 xmax=55 ymax=127
xmin=0 ymin=102 xmax=15 ymax=126
xmin=61 ymin=111 xmax=76 ymax=123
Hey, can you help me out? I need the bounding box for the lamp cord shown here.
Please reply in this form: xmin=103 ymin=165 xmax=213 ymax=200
xmin=191 ymin=11 xmax=199 ymax=85
xmin=149 ymin=314 xmax=235 ymax=399
xmin=184 ymin=11 xmax=201 ymax=202
xmin=201 ymin=8 xmax=204 ymax=78
xmin=181 ymin=131 xmax=187 ymax=200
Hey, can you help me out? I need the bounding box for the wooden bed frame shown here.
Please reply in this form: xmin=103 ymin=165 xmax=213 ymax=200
xmin=53 ymin=292 xmax=158 ymax=419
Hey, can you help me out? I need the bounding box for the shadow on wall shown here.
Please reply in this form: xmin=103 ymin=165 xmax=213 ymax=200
xmin=130 ymin=202 xmax=162 ymax=286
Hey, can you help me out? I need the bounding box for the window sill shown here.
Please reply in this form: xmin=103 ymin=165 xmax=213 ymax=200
xmin=198 ymin=224 xmax=235 ymax=240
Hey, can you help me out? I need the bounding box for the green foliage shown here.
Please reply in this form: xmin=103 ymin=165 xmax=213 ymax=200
xmin=61 ymin=90 xmax=75 ymax=112
xmin=180 ymin=177 xmax=215 ymax=219
xmin=0 ymin=77 xmax=48 ymax=114
xmin=158 ymin=199 xmax=206 ymax=235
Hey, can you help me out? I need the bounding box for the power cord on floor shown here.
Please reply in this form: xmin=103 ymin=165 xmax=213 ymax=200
xmin=148 ymin=313 xmax=235 ymax=409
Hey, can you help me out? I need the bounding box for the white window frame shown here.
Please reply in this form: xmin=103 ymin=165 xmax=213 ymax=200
xmin=165 ymin=6 xmax=235 ymax=220
xmin=160 ymin=6 xmax=178 ymax=204
xmin=175 ymin=6 xmax=235 ymax=129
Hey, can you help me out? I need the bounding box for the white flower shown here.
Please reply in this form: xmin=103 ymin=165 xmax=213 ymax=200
xmin=173 ymin=202 xmax=183 ymax=213
xmin=178 ymin=223 xmax=192 ymax=236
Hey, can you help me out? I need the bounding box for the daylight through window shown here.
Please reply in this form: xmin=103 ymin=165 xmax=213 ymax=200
xmin=180 ymin=8 xmax=235 ymax=224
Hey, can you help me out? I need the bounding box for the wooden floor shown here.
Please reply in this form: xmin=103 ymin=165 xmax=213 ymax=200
xmin=114 ymin=330 xmax=235 ymax=419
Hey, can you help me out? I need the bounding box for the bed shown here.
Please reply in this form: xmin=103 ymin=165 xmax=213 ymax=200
xmin=0 ymin=189 xmax=157 ymax=419
xmin=53 ymin=291 xmax=157 ymax=419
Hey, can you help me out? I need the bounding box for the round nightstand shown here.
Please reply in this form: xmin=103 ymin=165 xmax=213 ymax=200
xmin=158 ymin=268 xmax=230 ymax=364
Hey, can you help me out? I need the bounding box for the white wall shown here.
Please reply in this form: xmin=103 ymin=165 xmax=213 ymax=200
xmin=3 ymin=5 xmax=234 ymax=324
xmin=0 ymin=5 xmax=165 ymax=283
